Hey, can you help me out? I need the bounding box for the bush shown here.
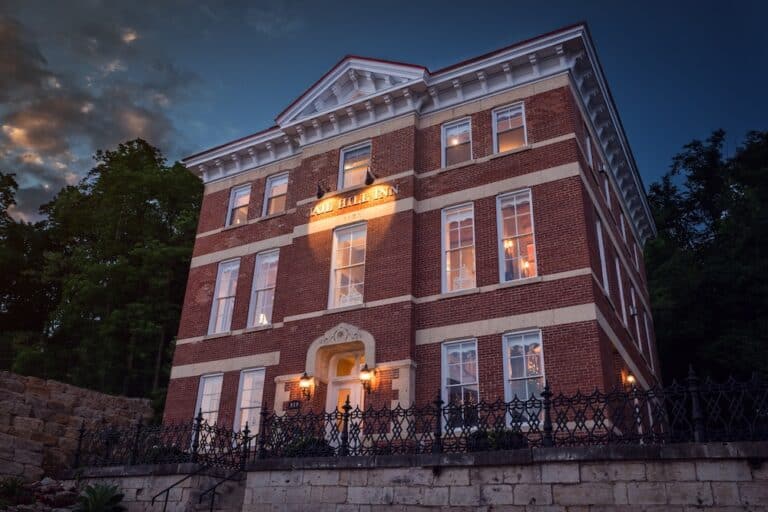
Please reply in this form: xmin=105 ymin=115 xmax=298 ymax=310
xmin=74 ymin=483 xmax=126 ymax=512
xmin=467 ymin=429 xmax=528 ymax=452
xmin=281 ymin=437 xmax=335 ymax=457
xmin=0 ymin=477 xmax=34 ymax=506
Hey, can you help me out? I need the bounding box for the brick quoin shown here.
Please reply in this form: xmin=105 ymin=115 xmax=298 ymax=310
xmin=165 ymin=27 xmax=658 ymax=427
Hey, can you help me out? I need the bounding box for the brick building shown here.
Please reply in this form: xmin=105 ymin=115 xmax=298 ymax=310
xmin=164 ymin=23 xmax=658 ymax=432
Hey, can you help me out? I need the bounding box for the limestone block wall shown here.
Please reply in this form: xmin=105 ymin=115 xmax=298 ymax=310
xmin=69 ymin=443 xmax=768 ymax=511
xmin=0 ymin=371 xmax=153 ymax=480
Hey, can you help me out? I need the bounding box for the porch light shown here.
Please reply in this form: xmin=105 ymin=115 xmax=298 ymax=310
xmin=316 ymin=182 xmax=326 ymax=199
xmin=299 ymin=372 xmax=313 ymax=400
xmin=359 ymin=364 xmax=374 ymax=394
xmin=365 ymin=168 xmax=376 ymax=186
xmin=625 ymin=373 xmax=636 ymax=387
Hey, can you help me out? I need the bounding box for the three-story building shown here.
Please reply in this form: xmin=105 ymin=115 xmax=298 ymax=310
xmin=164 ymin=23 xmax=658 ymax=433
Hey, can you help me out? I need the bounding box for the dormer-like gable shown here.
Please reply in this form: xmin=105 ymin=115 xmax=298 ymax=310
xmin=276 ymin=57 xmax=428 ymax=128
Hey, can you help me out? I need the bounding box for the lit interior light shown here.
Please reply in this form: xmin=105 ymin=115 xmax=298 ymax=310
xmin=449 ymin=137 xmax=460 ymax=146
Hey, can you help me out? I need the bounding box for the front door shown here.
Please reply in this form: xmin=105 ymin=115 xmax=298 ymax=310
xmin=325 ymin=352 xmax=366 ymax=414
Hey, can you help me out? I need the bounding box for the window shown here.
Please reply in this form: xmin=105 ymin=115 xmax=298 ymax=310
xmin=263 ymin=174 xmax=288 ymax=216
xmin=615 ymin=257 xmax=627 ymax=325
xmin=234 ymin=368 xmax=265 ymax=433
xmin=644 ymin=312 xmax=654 ymax=371
xmin=196 ymin=374 xmax=223 ymax=425
xmin=620 ymin=212 xmax=627 ymax=242
xmin=442 ymin=339 xmax=479 ymax=428
xmin=596 ymin=218 xmax=610 ymax=294
xmin=442 ymin=204 xmax=476 ymax=292
xmin=248 ymin=250 xmax=279 ymax=327
xmin=330 ymin=223 xmax=367 ymax=308
xmin=497 ymin=191 xmax=536 ymax=282
xmin=493 ymin=104 xmax=526 ymax=153
xmin=209 ymin=259 xmax=240 ymax=334
xmin=584 ymin=124 xmax=593 ymax=168
xmin=630 ymin=286 xmax=641 ymax=351
xmin=503 ymin=331 xmax=545 ymax=400
xmin=339 ymin=144 xmax=371 ymax=189
xmin=633 ymin=243 xmax=640 ymax=271
xmin=603 ymin=174 xmax=611 ymax=210
xmin=227 ymin=185 xmax=251 ymax=226
xmin=442 ymin=119 xmax=472 ymax=167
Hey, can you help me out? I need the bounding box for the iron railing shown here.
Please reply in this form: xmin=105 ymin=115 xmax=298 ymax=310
xmin=74 ymin=371 xmax=768 ymax=468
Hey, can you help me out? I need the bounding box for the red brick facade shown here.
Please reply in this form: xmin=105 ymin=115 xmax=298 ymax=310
xmin=165 ymin=32 xmax=658 ymax=429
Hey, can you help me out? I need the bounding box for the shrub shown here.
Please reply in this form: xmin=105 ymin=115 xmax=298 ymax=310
xmin=74 ymin=483 xmax=126 ymax=512
xmin=0 ymin=477 xmax=34 ymax=506
xmin=467 ymin=429 xmax=528 ymax=451
xmin=281 ymin=437 xmax=335 ymax=457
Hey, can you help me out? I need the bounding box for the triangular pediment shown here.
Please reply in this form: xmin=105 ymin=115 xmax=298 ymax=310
xmin=276 ymin=57 xmax=427 ymax=127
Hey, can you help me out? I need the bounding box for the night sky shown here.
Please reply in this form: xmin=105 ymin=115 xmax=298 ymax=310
xmin=3 ymin=0 xmax=767 ymax=221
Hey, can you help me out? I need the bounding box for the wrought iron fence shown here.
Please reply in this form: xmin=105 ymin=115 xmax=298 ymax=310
xmin=74 ymin=371 xmax=768 ymax=468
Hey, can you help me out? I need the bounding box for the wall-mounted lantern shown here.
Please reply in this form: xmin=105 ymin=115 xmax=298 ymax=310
xmin=359 ymin=364 xmax=374 ymax=394
xmin=299 ymin=371 xmax=313 ymax=400
xmin=364 ymin=168 xmax=376 ymax=186
xmin=624 ymin=373 xmax=637 ymax=389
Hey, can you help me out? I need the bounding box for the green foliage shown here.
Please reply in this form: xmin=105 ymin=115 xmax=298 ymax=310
xmin=281 ymin=436 xmax=335 ymax=457
xmin=646 ymin=130 xmax=768 ymax=381
xmin=0 ymin=140 xmax=202 ymax=398
xmin=74 ymin=483 xmax=126 ymax=512
xmin=0 ymin=476 xmax=34 ymax=506
xmin=466 ymin=429 xmax=528 ymax=451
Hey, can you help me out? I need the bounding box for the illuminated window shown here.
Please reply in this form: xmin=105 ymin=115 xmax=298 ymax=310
xmin=209 ymin=259 xmax=239 ymax=334
xmin=497 ymin=190 xmax=536 ymax=282
xmin=584 ymin=123 xmax=593 ymax=167
xmin=339 ymin=144 xmax=370 ymax=189
xmin=263 ymin=173 xmax=288 ymax=216
xmin=504 ymin=331 xmax=545 ymax=400
xmin=441 ymin=119 xmax=472 ymax=167
xmin=195 ymin=374 xmax=223 ymax=425
xmin=493 ymin=104 xmax=526 ymax=153
xmin=442 ymin=204 xmax=476 ymax=292
xmin=442 ymin=339 xmax=479 ymax=428
xmin=234 ymin=368 xmax=265 ymax=433
xmin=330 ymin=223 xmax=367 ymax=308
xmin=596 ymin=218 xmax=610 ymax=294
xmin=248 ymin=250 xmax=279 ymax=327
xmin=226 ymin=185 xmax=251 ymax=226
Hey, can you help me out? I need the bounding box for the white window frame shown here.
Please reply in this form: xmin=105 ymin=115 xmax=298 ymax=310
xmin=338 ymin=142 xmax=371 ymax=190
xmin=644 ymin=312 xmax=654 ymax=371
xmin=496 ymin=190 xmax=537 ymax=283
xmin=247 ymin=249 xmax=279 ymax=327
xmin=492 ymin=103 xmax=527 ymax=154
xmin=603 ymin=173 xmax=612 ymax=211
xmin=208 ymin=258 xmax=240 ymax=334
xmin=620 ymin=212 xmax=627 ymax=243
xmin=441 ymin=338 xmax=480 ymax=429
xmin=328 ymin=222 xmax=367 ymax=309
xmin=226 ymin=184 xmax=251 ymax=227
xmin=502 ymin=329 xmax=546 ymax=401
xmin=615 ymin=257 xmax=627 ymax=326
xmin=584 ymin=124 xmax=593 ymax=168
xmin=441 ymin=203 xmax=477 ymax=293
xmin=195 ymin=373 xmax=223 ymax=426
xmin=440 ymin=118 xmax=472 ymax=168
xmin=633 ymin=243 xmax=640 ymax=271
xmin=630 ymin=286 xmax=642 ymax=353
xmin=596 ymin=218 xmax=610 ymax=294
xmin=262 ymin=173 xmax=288 ymax=217
xmin=233 ymin=368 xmax=266 ymax=433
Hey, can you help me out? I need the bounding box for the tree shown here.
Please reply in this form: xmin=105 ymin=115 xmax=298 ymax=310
xmin=646 ymin=130 xmax=768 ymax=381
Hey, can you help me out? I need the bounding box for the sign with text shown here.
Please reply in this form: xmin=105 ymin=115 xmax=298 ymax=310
xmin=311 ymin=184 xmax=399 ymax=216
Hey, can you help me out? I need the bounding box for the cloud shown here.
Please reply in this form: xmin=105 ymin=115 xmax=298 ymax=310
xmin=0 ymin=5 xmax=200 ymax=221
xmin=245 ymin=2 xmax=305 ymax=36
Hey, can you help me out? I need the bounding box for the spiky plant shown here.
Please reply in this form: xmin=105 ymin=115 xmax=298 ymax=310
xmin=74 ymin=483 xmax=126 ymax=512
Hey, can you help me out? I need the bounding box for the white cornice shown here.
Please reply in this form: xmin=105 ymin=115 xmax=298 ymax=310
xmin=182 ymin=25 xmax=656 ymax=244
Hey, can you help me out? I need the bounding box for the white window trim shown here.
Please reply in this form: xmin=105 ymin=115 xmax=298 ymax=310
xmin=441 ymin=203 xmax=476 ymax=294
xmin=328 ymin=222 xmax=367 ymax=309
xmin=262 ymin=173 xmax=289 ymax=217
xmin=208 ymin=258 xmax=240 ymax=335
xmin=585 ymin=127 xmax=593 ymax=168
xmin=496 ymin=190 xmax=537 ymax=283
xmin=226 ymin=184 xmax=251 ymax=227
xmin=338 ymin=141 xmax=372 ymax=190
xmin=596 ymin=218 xmax=610 ymax=294
xmin=492 ymin=102 xmax=527 ymax=154
xmin=620 ymin=213 xmax=627 ymax=243
xmin=603 ymin=173 xmax=612 ymax=211
xmin=644 ymin=312 xmax=654 ymax=371
xmin=195 ymin=373 xmax=223 ymax=422
xmin=440 ymin=118 xmax=473 ymax=168
xmin=631 ymin=286 xmax=641 ymax=352
xmin=502 ymin=329 xmax=545 ymax=402
xmin=633 ymin=243 xmax=640 ymax=271
xmin=233 ymin=367 xmax=266 ymax=433
xmin=440 ymin=338 xmax=480 ymax=408
xmin=247 ymin=249 xmax=279 ymax=327
xmin=615 ymin=257 xmax=627 ymax=326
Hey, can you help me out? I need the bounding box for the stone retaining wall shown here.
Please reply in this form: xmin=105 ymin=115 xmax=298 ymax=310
xmin=0 ymin=371 xmax=153 ymax=480
xmin=69 ymin=442 xmax=768 ymax=511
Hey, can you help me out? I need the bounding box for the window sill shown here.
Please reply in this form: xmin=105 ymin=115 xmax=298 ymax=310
xmin=488 ymin=144 xmax=532 ymax=160
xmin=437 ymin=159 xmax=478 ymax=175
xmin=490 ymin=276 xmax=542 ymax=290
xmin=243 ymin=324 xmax=273 ymax=333
xmin=435 ymin=145 xmax=532 ymax=175
xmin=255 ymin=209 xmax=292 ymax=223
xmin=325 ymin=303 xmax=365 ymax=314
xmin=204 ymin=331 xmax=232 ymax=340
xmin=222 ymin=222 xmax=247 ymax=232
xmin=437 ymin=287 xmax=481 ymax=300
